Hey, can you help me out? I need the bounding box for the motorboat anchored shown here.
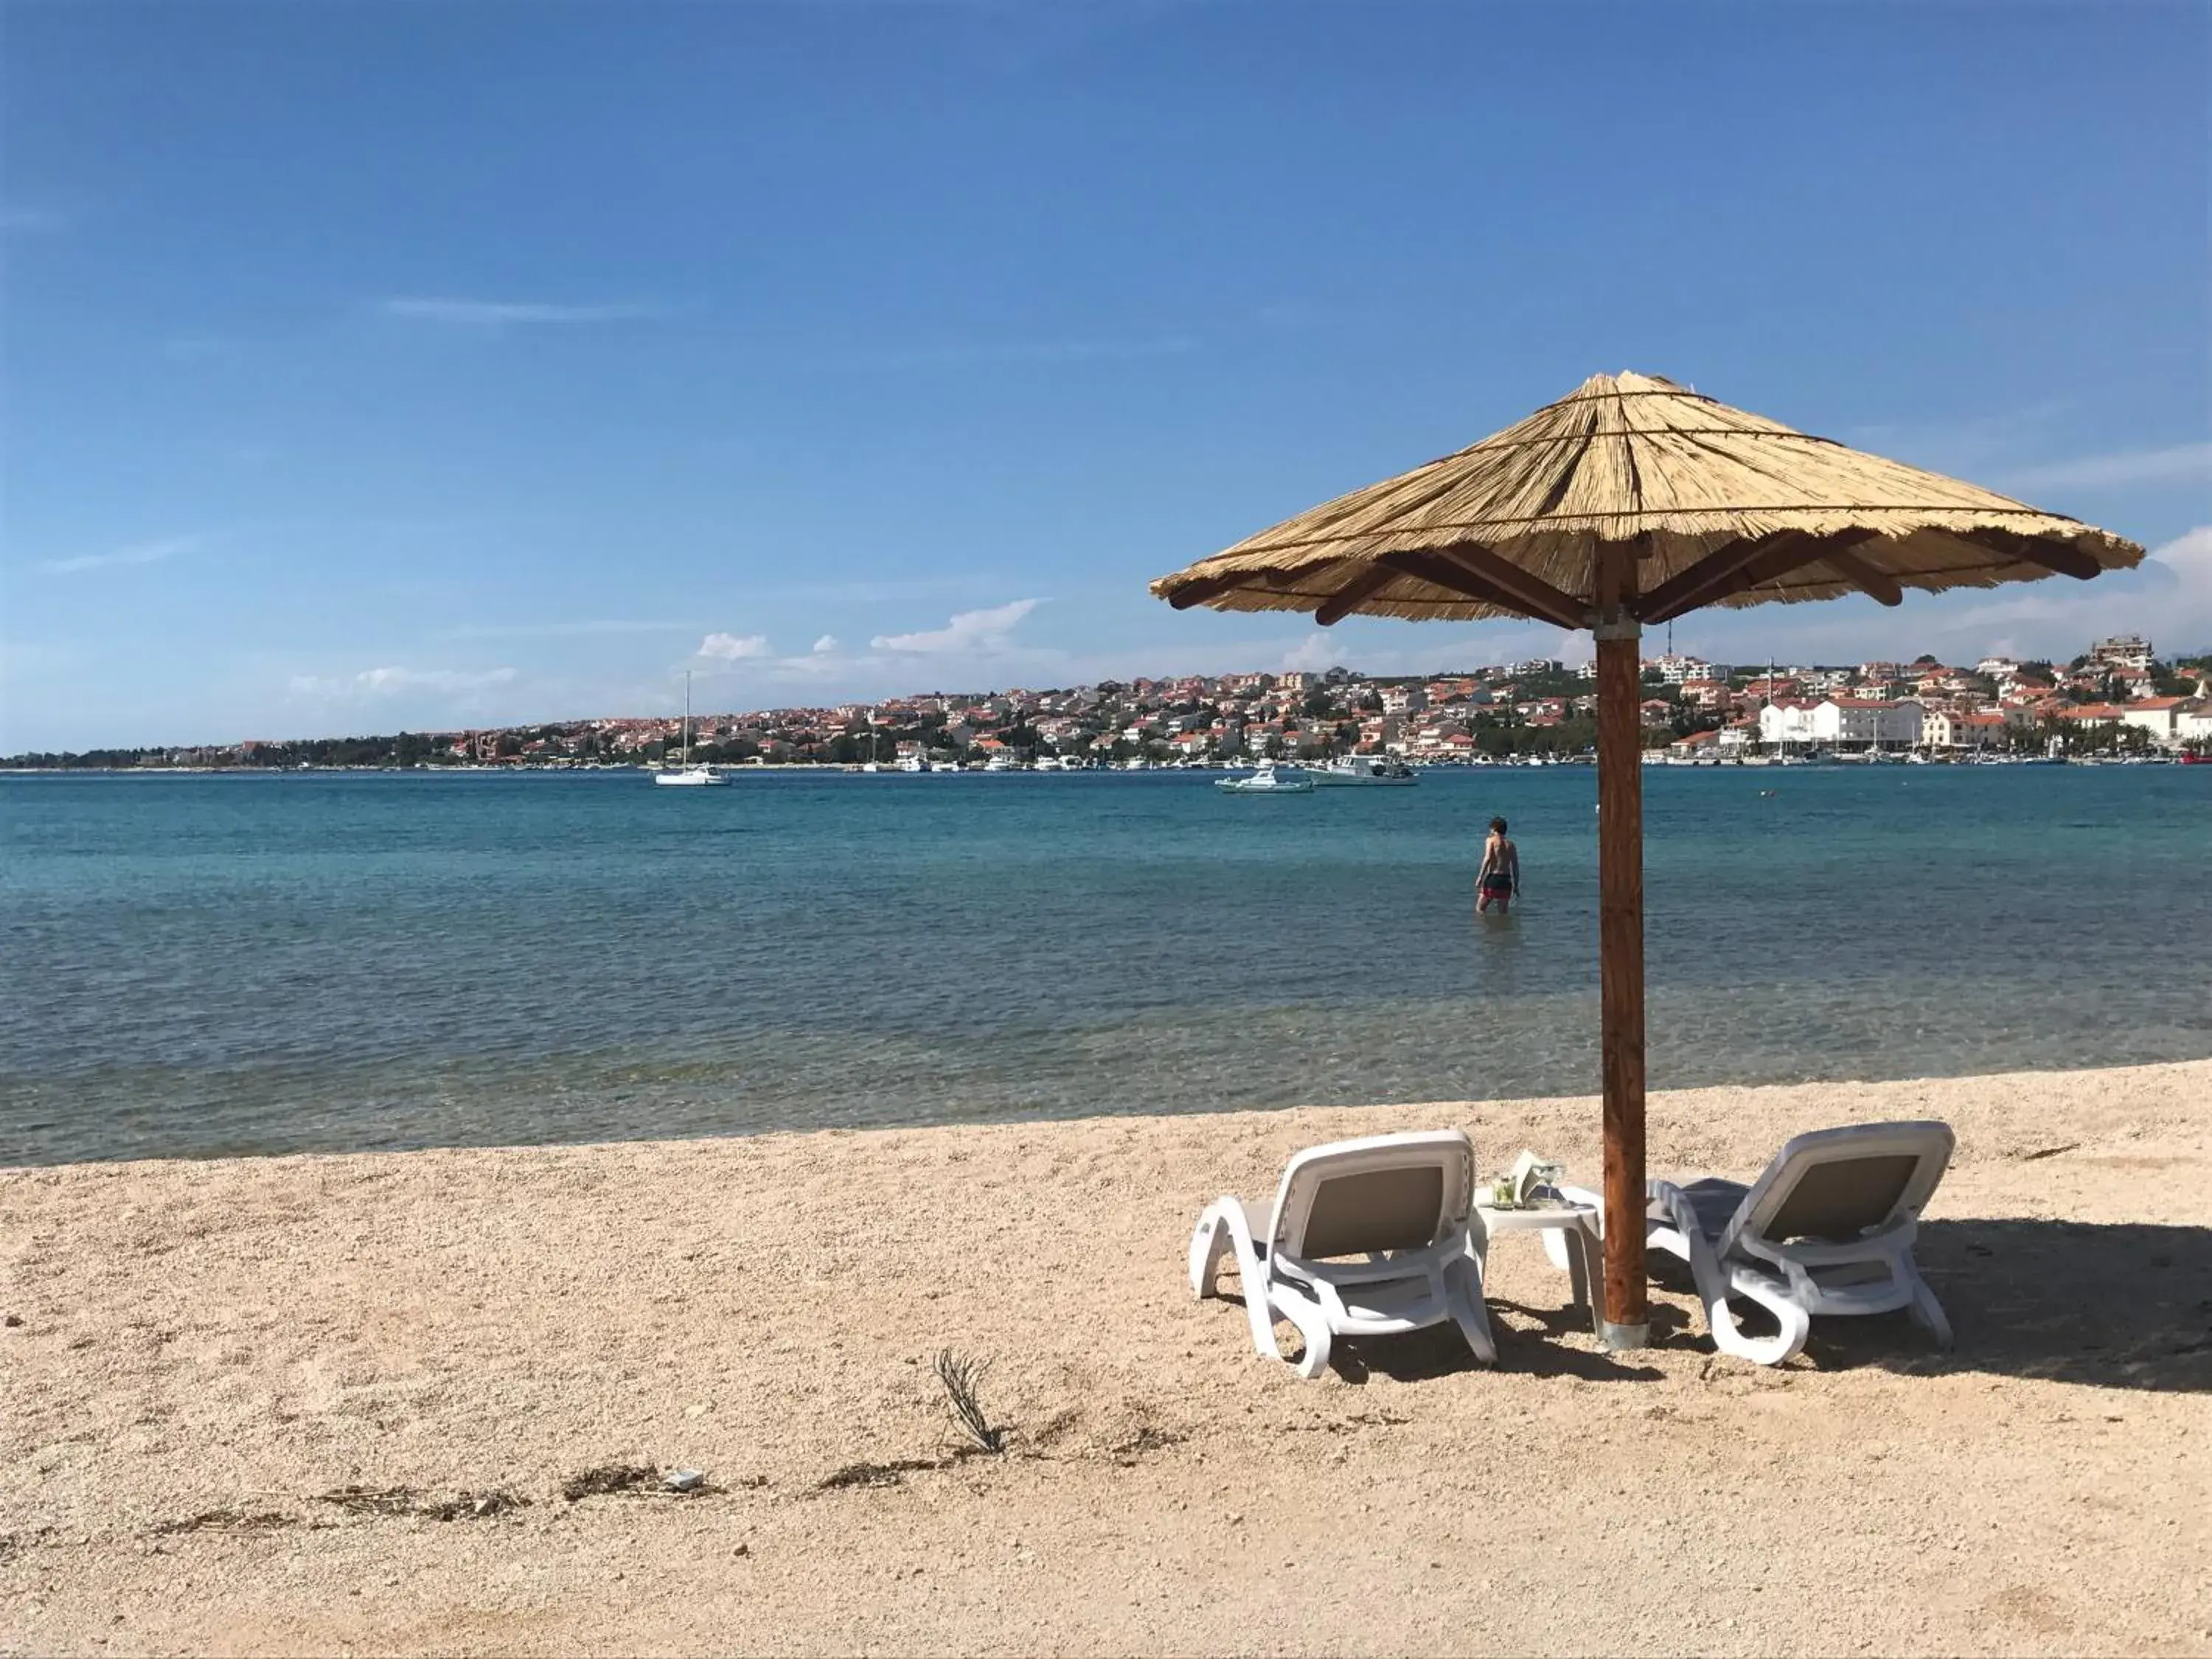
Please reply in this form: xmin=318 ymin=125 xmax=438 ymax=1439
xmin=1311 ymin=754 xmax=1418 ymax=787
xmin=1216 ymin=762 xmax=1315 ymax=794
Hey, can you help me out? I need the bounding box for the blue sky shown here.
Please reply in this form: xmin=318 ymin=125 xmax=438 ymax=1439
xmin=3 ymin=1 xmax=2207 ymax=750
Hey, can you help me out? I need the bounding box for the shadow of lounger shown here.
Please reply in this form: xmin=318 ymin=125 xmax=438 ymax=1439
xmin=1803 ymin=1217 xmax=2212 ymax=1391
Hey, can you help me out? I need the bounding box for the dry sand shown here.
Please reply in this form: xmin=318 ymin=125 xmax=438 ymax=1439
xmin=4 ymin=1061 xmax=2208 ymax=1657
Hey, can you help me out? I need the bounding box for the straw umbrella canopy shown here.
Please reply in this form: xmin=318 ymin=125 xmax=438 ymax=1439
xmin=1150 ymin=371 xmax=2143 ymax=1349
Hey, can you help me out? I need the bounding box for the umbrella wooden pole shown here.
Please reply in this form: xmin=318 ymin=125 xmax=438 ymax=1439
xmin=1593 ymin=557 xmax=1649 ymax=1349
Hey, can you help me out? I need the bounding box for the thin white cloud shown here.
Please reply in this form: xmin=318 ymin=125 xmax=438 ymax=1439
xmin=2145 ymin=524 xmax=2212 ymax=624
xmin=698 ymin=631 xmax=773 ymax=661
xmin=1997 ymin=442 xmax=2212 ymax=493
xmin=38 ymin=534 xmax=201 ymax=576
xmin=1842 ymin=400 xmax=2070 ymax=474
xmin=438 ymin=619 xmax=689 ymax=641
xmin=811 ymin=635 xmax=839 ymax=653
xmin=872 ymin=599 xmax=1042 ymax=654
xmin=378 ymin=297 xmax=663 ymax=326
xmin=766 ymin=648 xmax=852 ymax=680
xmin=290 ymin=666 xmax=518 ymax=698
xmin=1280 ymin=633 xmax=1345 ymax=673
xmin=0 ymin=206 xmax=66 ymax=234
xmin=834 ymin=337 xmax=1198 ymax=370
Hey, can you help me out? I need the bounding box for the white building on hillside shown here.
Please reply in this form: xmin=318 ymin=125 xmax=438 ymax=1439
xmin=1759 ymin=696 xmax=1925 ymax=751
xmin=2120 ymin=697 xmax=2206 ymax=749
xmin=1922 ymin=709 xmax=2008 ymax=751
xmin=1648 ymin=653 xmax=1728 ymax=686
xmin=2089 ymin=635 xmax=2153 ymax=673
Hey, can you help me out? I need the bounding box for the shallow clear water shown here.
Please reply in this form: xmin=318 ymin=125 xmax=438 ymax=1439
xmin=2 ymin=766 xmax=2206 ymax=1164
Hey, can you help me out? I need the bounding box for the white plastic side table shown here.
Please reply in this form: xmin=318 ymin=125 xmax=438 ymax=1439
xmin=1475 ymin=1200 xmax=1602 ymax=1338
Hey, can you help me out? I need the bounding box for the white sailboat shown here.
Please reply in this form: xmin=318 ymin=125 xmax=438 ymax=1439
xmin=654 ymin=672 xmax=728 ymax=787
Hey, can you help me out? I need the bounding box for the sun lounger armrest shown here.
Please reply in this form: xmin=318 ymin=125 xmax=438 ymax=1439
xmin=1277 ymin=1230 xmax=1473 ymax=1287
xmin=1742 ymin=1219 xmax=1920 ymax=1267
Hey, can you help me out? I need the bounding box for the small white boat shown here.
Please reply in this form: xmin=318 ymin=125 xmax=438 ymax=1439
xmin=1310 ymin=754 xmax=1417 ymax=787
xmin=654 ymin=672 xmax=728 ymax=787
xmin=1216 ymin=762 xmax=1315 ymax=794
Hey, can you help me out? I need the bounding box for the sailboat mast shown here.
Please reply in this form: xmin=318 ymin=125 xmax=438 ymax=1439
xmin=1767 ymin=654 xmax=1777 ymax=757
xmin=683 ymin=672 xmax=692 ymax=768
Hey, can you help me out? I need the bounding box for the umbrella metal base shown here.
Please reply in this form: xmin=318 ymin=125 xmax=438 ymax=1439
xmin=1599 ymin=1320 xmax=1651 ymax=1352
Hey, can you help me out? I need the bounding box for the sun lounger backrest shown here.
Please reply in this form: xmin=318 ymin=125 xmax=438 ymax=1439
xmin=1301 ymin=1166 xmax=1446 ymax=1257
xmin=1272 ymin=1130 xmax=1473 ymax=1262
xmin=1762 ymin=1155 xmax=1920 ymax=1242
xmin=1721 ymin=1121 xmax=1953 ymax=1256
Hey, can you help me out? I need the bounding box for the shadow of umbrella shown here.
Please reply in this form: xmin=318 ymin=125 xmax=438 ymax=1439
xmin=1808 ymin=1218 xmax=2212 ymax=1391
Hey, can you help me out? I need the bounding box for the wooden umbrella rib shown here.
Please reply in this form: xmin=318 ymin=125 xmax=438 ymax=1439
xmin=1632 ymin=529 xmax=1802 ymax=624
xmin=1374 ymin=549 xmax=1571 ymax=625
xmin=1641 ymin=532 xmax=1864 ymax=623
xmin=1956 ymin=527 xmax=2102 ymax=580
xmin=1314 ymin=566 xmax=1400 ymax=627
xmin=1164 ymin=574 xmax=1245 ymax=611
xmin=1820 ymin=546 xmax=1905 ymax=607
xmin=1431 ymin=544 xmax=1592 ymax=630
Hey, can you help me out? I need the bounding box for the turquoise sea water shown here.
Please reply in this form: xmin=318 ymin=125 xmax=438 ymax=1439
xmin=2 ymin=767 xmax=2207 ymax=1165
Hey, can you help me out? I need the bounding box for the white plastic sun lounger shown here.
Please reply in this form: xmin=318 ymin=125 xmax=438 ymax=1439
xmin=1559 ymin=1120 xmax=1955 ymax=1366
xmin=1188 ymin=1129 xmax=1495 ymax=1379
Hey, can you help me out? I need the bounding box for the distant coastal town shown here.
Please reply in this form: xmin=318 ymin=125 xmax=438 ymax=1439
xmin=9 ymin=633 xmax=2209 ymax=771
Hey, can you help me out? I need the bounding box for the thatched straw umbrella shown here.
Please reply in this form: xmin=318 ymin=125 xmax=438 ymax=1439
xmin=1150 ymin=372 xmax=2143 ymax=1349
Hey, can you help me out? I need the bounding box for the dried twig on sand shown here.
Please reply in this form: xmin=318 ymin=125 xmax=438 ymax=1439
xmin=815 ymin=1456 xmax=953 ymax=1492
xmin=151 ymin=1509 xmax=296 ymax=1536
xmin=933 ymin=1349 xmax=1004 ymax=1453
xmin=316 ymin=1485 xmax=529 ymax=1521
xmin=559 ymin=1464 xmax=656 ymax=1502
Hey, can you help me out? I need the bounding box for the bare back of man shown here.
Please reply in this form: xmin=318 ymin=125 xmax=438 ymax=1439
xmin=1476 ymin=816 xmax=1520 ymax=915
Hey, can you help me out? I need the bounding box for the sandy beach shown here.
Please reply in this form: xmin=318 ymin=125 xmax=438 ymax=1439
xmin=3 ymin=1060 xmax=2207 ymax=1657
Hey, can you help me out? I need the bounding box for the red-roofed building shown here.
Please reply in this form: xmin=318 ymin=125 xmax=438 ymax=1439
xmin=1666 ymin=728 xmax=1723 ymax=759
xmin=1924 ymin=709 xmax=2007 ymax=751
xmin=2120 ymin=696 xmax=2206 ymax=747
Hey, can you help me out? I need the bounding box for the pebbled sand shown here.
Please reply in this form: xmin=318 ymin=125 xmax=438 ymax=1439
xmin=3 ymin=1060 xmax=2208 ymax=1658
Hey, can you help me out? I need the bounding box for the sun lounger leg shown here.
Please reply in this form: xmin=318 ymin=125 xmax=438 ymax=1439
xmin=1902 ymin=1257 xmax=1952 ymax=1350
xmin=1189 ymin=1203 xmax=1234 ymax=1299
xmin=1270 ymin=1285 xmax=1333 ymax=1380
xmin=1189 ymin=1198 xmax=1283 ymax=1361
xmin=1649 ymin=1181 xmax=1809 ymax=1366
xmin=1444 ymin=1254 xmax=1498 ymax=1366
xmin=1714 ymin=1266 xmax=1812 ymax=1366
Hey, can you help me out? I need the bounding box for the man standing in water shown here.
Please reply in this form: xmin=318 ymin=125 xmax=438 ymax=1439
xmin=1476 ymin=816 xmax=1520 ymax=915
